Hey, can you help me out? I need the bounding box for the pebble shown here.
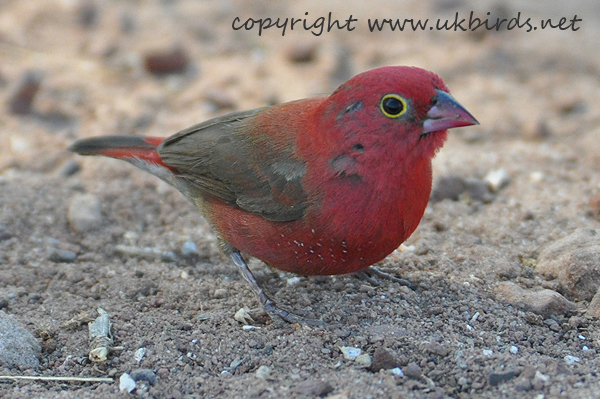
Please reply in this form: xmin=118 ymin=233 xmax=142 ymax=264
xmin=536 ymin=228 xmax=600 ymax=301
xmin=181 ymin=241 xmax=198 ymax=256
xmin=156 ymin=368 xmax=169 ymax=380
xmin=68 ymin=193 xmax=102 ymax=232
xmin=48 ymin=248 xmax=77 ymax=263
xmin=529 ymin=171 xmax=544 ymax=182
xmin=213 ymin=288 xmax=228 ymax=299
xmin=293 ymin=379 xmax=333 ymax=396
xmin=256 ymin=365 xmax=271 ymax=379
xmin=510 ymin=346 xmax=519 ymax=354
xmin=488 ymin=371 xmax=517 ymax=386
xmin=287 ymin=277 xmax=302 ymax=285
xmin=144 ymin=47 xmax=190 ymax=75
xmin=286 ymin=42 xmax=318 ymax=63
xmin=0 ymin=311 xmax=41 ymax=369
xmin=234 ymin=307 xmax=255 ymax=324
xmin=532 ymin=371 xmax=548 ymax=390
xmin=391 ymin=367 xmax=405 ymax=377
xmin=134 ymin=347 xmax=147 ymax=362
xmin=404 ymin=362 xmax=422 ymax=379
xmin=355 ymin=353 xmax=372 ymax=367
xmin=430 ymin=175 xmax=494 ymax=203
xmin=59 ymin=159 xmax=81 ymax=177
xmin=114 ymin=245 xmax=176 ymax=262
xmin=130 ymin=368 xmax=157 ymax=385
xmin=483 ymin=349 xmax=493 ymax=357
xmin=455 ymin=350 xmax=468 ymax=370
xmin=339 ymin=346 xmax=361 ymax=360
xmin=495 ymin=281 xmax=576 ymax=317
xmin=369 ymin=347 xmax=402 ymax=371
xmin=77 ymin=0 xmax=98 ymax=27
xmin=588 ymin=192 xmax=600 ymax=219
xmin=7 ymin=70 xmax=43 ymax=115
xmin=119 ymin=373 xmax=136 ymax=393
xmin=564 ymin=355 xmax=581 ymax=365
xmin=424 ymin=341 xmax=449 ymax=356
xmin=484 ymin=168 xmax=510 ymax=192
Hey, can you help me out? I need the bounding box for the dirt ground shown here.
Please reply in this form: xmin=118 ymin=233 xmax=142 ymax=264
xmin=2 ymin=0 xmax=600 ymax=398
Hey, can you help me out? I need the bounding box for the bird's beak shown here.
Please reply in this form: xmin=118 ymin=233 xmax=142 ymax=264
xmin=422 ymin=90 xmax=479 ymax=134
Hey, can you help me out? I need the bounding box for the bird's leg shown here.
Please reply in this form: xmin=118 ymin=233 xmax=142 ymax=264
xmin=231 ymin=251 xmax=325 ymax=326
xmin=354 ymin=266 xmax=413 ymax=289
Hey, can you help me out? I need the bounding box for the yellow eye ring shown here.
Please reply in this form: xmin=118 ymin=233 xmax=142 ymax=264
xmin=380 ymin=94 xmax=407 ymax=118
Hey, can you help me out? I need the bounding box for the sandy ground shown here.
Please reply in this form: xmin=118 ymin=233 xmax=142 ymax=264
xmin=2 ymin=0 xmax=600 ymax=398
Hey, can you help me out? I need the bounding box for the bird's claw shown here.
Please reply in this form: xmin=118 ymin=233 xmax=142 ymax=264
xmin=231 ymin=250 xmax=325 ymax=326
xmin=355 ymin=266 xmax=413 ymax=289
xmin=262 ymin=299 xmax=326 ymax=327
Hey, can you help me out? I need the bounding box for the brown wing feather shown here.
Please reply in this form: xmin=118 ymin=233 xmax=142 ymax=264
xmin=157 ymin=108 xmax=308 ymax=222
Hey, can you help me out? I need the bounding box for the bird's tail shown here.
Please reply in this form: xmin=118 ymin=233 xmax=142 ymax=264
xmin=68 ymin=136 xmax=177 ymax=172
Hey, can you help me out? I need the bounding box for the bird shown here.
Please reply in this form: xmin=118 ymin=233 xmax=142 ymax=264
xmin=68 ymin=65 xmax=478 ymax=325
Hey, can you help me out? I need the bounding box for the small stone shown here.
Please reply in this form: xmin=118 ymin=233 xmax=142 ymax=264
xmin=0 ymin=311 xmax=41 ymax=369
xmin=119 ymin=373 xmax=136 ymax=393
xmin=144 ymin=47 xmax=190 ymax=75
xmin=495 ymin=282 xmax=576 ymax=317
xmin=355 ymin=353 xmax=372 ymax=367
xmin=369 ymin=347 xmax=402 ymax=371
xmin=564 ymin=355 xmax=581 ymax=365
xmin=213 ymin=288 xmax=228 ymax=299
xmin=484 ymin=168 xmax=510 ymax=192
xmin=509 ymin=346 xmax=519 ymax=354
xmin=483 ymin=349 xmax=493 ymax=357
xmin=286 ymin=42 xmax=318 ymax=63
xmin=0 ymin=231 xmax=12 ymax=241
xmin=514 ymin=375 xmax=532 ymax=391
xmin=339 ymin=346 xmax=361 ymax=360
xmin=430 ymin=175 xmax=468 ymax=202
xmin=234 ymin=307 xmax=254 ymax=324
xmin=134 ymin=347 xmax=146 ymax=362
xmin=488 ymin=371 xmax=517 ymax=386
xmin=404 ymin=362 xmax=422 ymax=379
xmin=430 ymin=175 xmax=494 ymax=203
xmin=7 ymin=70 xmax=43 ymax=115
xmin=391 ymin=367 xmax=405 ymax=377
xmin=294 ymin=379 xmax=333 ymax=396
xmin=424 ymin=341 xmax=449 ymax=356
xmin=536 ymin=229 xmax=600 ymax=301
xmin=68 ymin=193 xmax=102 ymax=232
xmin=287 ymin=277 xmax=301 ymax=285
xmin=531 ymin=371 xmax=548 ymax=390
xmin=130 ymin=368 xmax=156 ymax=385
xmin=78 ymin=0 xmax=98 ymax=27
xmin=256 ymin=365 xmax=271 ymax=379
xmin=181 ymin=241 xmax=197 ymax=256
xmin=588 ymin=193 xmax=600 ymax=219
xmin=204 ymin=90 xmax=236 ymax=111
xmin=48 ymin=248 xmax=77 ymax=263
xmin=587 ymin=286 xmax=600 ymax=318
xmin=156 ymin=368 xmax=169 ymax=380
xmin=529 ymin=171 xmax=544 ymax=182
xmin=60 ymin=159 xmax=81 ymax=177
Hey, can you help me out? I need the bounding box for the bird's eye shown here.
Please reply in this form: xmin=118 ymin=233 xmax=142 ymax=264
xmin=380 ymin=94 xmax=407 ymax=118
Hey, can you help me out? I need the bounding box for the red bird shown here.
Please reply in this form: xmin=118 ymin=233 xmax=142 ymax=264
xmin=69 ymin=66 xmax=478 ymax=324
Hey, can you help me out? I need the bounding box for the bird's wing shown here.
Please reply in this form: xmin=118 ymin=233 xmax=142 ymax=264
xmin=158 ymin=108 xmax=308 ymax=222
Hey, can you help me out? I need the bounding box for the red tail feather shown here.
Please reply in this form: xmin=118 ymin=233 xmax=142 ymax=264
xmin=68 ymin=136 xmax=177 ymax=172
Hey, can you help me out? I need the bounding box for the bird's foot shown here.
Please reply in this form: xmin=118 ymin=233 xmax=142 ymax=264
xmin=231 ymin=250 xmax=325 ymax=326
xmin=261 ymin=298 xmax=325 ymax=326
xmin=354 ymin=266 xmax=413 ymax=289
